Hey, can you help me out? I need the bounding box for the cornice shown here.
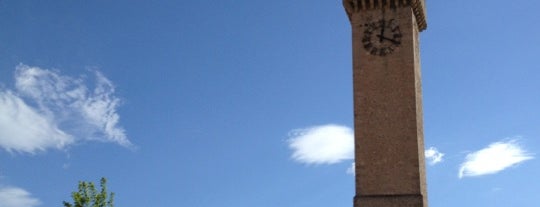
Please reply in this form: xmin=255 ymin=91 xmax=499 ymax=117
xmin=343 ymin=0 xmax=427 ymax=31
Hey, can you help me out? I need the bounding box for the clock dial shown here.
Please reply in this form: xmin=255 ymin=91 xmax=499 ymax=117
xmin=362 ymin=19 xmax=402 ymax=56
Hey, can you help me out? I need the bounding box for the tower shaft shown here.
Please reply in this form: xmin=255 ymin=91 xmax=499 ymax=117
xmin=343 ymin=0 xmax=428 ymax=206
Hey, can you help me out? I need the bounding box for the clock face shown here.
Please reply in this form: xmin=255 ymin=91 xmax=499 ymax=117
xmin=362 ymin=19 xmax=402 ymax=56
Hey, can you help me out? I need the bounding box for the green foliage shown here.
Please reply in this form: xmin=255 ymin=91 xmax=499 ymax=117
xmin=63 ymin=177 xmax=114 ymax=207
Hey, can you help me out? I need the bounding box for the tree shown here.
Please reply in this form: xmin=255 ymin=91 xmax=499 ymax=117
xmin=63 ymin=177 xmax=114 ymax=207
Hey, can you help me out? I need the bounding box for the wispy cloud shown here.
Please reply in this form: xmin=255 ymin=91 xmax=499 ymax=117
xmin=459 ymin=139 xmax=533 ymax=178
xmin=425 ymin=147 xmax=444 ymax=165
xmin=0 ymin=64 xmax=131 ymax=154
xmin=0 ymin=187 xmax=41 ymax=207
xmin=287 ymin=124 xmax=354 ymax=165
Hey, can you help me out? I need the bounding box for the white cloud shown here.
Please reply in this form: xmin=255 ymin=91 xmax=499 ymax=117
xmin=344 ymin=147 xmax=442 ymax=176
xmin=288 ymin=124 xmax=354 ymax=164
xmin=425 ymin=147 xmax=444 ymax=165
xmin=0 ymin=64 xmax=131 ymax=154
xmin=77 ymin=71 xmax=129 ymax=146
xmin=0 ymin=91 xmax=73 ymax=153
xmin=346 ymin=162 xmax=355 ymax=175
xmin=459 ymin=139 xmax=533 ymax=178
xmin=287 ymin=124 xmax=445 ymax=170
xmin=0 ymin=187 xmax=41 ymax=207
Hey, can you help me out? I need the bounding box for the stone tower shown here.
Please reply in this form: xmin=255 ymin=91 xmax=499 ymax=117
xmin=342 ymin=0 xmax=428 ymax=206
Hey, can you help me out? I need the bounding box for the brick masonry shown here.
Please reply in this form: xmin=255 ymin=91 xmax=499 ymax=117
xmin=343 ymin=0 xmax=427 ymax=31
xmin=343 ymin=1 xmax=428 ymax=206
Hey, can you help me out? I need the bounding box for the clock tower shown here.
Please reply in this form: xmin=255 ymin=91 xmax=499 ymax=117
xmin=342 ymin=0 xmax=428 ymax=207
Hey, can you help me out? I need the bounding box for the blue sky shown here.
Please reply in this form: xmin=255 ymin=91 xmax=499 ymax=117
xmin=0 ymin=1 xmax=539 ymax=207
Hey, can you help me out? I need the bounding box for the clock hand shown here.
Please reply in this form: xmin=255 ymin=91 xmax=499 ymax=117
xmin=376 ymin=34 xmax=400 ymax=45
xmin=379 ymin=20 xmax=386 ymax=43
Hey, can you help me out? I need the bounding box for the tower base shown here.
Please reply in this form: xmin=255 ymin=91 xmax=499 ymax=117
xmin=354 ymin=194 xmax=426 ymax=207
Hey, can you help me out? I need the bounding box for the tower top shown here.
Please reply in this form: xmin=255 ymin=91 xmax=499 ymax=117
xmin=343 ymin=0 xmax=427 ymax=31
